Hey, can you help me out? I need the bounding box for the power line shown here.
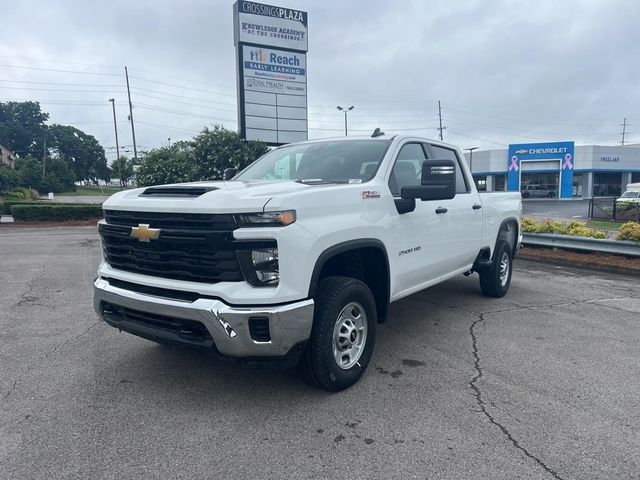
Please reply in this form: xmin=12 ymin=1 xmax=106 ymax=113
xmin=0 ymin=79 xmax=123 ymax=88
xmin=0 ymin=64 xmax=121 ymax=76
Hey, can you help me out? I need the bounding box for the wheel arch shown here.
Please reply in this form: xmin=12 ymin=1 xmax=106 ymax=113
xmin=308 ymin=239 xmax=391 ymax=323
xmin=495 ymin=217 xmax=520 ymax=258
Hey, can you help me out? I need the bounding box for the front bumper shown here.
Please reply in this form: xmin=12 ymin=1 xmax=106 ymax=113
xmin=93 ymin=277 xmax=314 ymax=358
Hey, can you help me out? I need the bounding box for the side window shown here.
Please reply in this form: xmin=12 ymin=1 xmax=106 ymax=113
xmin=388 ymin=143 xmax=426 ymax=196
xmin=429 ymin=145 xmax=469 ymax=194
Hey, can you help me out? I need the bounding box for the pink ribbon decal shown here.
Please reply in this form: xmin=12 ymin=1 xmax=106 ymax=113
xmin=562 ymin=153 xmax=573 ymax=170
xmin=509 ymin=155 xmax=519 ymax=172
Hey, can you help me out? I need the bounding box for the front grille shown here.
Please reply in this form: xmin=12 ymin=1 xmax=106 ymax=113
xmin=99 ymin=211 xmax=275 ymax=284
xmin=100 ymin=224 xmax=244 ymax=283
xmin=104 ymin=209 xmax=237 ymax=231
xmin=102 ymin=302 xmax=213 ymax=346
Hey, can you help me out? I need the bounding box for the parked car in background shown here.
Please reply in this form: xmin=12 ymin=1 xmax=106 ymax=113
xmin=521 ymin=184 xmax=556 ymax=198
xmin=616 ymin=183 xmax=640 ymax=205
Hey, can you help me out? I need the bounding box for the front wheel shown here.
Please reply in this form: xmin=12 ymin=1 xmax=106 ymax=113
xmin=479 ymin=240 xmax=513 ymax=298
xmin=302 ymin=276 xmax=377 ymax=391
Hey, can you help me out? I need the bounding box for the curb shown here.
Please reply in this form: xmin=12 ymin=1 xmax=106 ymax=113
xmin=518 ymin=247 xmax=640 ymax=277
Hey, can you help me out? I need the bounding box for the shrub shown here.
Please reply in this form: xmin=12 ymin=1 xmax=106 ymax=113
xmin=522 ymin=217 xmax=608 ymax=239
xmin=1 ymin=199 xmax=32 ymax=214
xmin=616 ymin=222 xmax=640 ymax=242
xmin=10 ymin=204 xmax=103 ymax=221
xmin=10 ymin=187 xmax=39 ymax=200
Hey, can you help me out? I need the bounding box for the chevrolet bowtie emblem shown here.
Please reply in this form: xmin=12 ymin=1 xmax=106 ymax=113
xmin=130 ymin=224 xmax=160 ymax=242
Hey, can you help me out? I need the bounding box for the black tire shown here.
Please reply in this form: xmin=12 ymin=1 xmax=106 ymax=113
xmin=548 ymin=192 xmax=554 ymax=198
xmin=522 ymin=191 xmax=530 ymax=198
xmin=302 ymin=276 xmax=377 ymax=391
xmin=479 ymin=240 xmax=513 ymax=298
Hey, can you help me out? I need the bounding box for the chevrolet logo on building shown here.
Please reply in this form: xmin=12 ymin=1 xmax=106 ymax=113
xmin=515 ymin=149 xmax=528 ymax=155
xmin=130 ymin=224 xmax=160 ymax=242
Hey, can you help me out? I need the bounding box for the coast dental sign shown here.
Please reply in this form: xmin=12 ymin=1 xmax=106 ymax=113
xmin=507 ymin=141 xmax=575 ymax=199
xmin=233 ymin=1 xmax=308 ymax=145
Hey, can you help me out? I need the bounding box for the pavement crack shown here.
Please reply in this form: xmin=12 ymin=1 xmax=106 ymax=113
xmin=2 ymin=321 xmax=100 ymax=401
xmin=14 ymin=262 xmax=48 ymax=308
xmin=468 ymin=314 xmax=566 ymax=480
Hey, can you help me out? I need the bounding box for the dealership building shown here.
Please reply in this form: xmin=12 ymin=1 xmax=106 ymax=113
xmin=466 ymin=141 xmax=640 ymax=198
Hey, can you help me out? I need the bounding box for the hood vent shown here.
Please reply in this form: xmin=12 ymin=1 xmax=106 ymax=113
xmin=139 ymin=186 xmax=218 ymax=197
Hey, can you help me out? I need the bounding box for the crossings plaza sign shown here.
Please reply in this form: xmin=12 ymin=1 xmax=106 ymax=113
xmin=233 ymin=1 xmax=309 ymax=145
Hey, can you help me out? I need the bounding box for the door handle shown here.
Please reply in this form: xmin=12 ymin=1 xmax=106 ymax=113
xmin=472 ymin=204 xmax=482 ymax=210
xmin=435 ymin=207 xmax=448 ymax=214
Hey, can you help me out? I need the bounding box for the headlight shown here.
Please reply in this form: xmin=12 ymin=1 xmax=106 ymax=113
xmin=237 ymin=247 xmax=279 ymax=286
xmin=236 ymin=210 xmax=296 ymax=227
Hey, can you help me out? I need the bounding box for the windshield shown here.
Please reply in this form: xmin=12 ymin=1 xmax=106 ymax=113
xmin=621 ymin=191 xmax=640 ymax=198
xmin=235 ymin=139 xmax=392 ymax=183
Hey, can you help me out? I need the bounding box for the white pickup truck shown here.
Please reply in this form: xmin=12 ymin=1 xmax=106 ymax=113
xmin=94 ymin=134 xmax=522 ymax=391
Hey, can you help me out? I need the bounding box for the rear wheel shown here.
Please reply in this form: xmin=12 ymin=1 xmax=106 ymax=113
xmin=479 ymin=240 xmax=513 ymax=298
xmin=302 ymin=276 xmax=376 ymax=391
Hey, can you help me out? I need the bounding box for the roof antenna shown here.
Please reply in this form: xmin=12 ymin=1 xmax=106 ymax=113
xmin=371 ymin=127 xmax=385 ymax=138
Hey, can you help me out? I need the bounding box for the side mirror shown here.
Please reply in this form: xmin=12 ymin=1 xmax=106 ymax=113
xmin=401 ymin=159 xmax=456 ymax=201
xmin=223 ymin=167 xmax=237 ymax=181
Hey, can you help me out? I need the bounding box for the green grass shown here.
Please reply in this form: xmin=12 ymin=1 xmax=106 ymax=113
xmin=58 ymin=186 xmax=126 ymax=196
xmin=586 ymin=220 xmax=623 ymax=231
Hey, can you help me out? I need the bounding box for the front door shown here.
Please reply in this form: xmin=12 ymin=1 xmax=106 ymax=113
xmin=387 ymin=142 xmax=452 ymax=295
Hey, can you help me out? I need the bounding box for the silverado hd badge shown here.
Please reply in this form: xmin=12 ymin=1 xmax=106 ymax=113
xmin=130 ymin=224 xmax=160 ymax=242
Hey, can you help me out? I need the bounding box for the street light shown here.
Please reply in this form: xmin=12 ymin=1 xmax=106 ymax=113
xmin=108 ymin=98 xmax=121 ymax=187
xmin=465 ymin=146 xmax=479 ymax=174
xmin=337 ymin=105 xmax=354 ymax=136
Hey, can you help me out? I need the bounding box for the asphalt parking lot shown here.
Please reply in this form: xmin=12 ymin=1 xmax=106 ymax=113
xmin=1 ymin=226 xmax=639 ymax=480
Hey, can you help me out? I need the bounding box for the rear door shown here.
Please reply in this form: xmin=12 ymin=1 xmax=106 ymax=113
xmin=425 ymin=144 xmax=483 ymax=272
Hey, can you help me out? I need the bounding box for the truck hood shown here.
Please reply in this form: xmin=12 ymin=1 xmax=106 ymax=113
xmin=102 ymin=180 xmax=318 ymax=214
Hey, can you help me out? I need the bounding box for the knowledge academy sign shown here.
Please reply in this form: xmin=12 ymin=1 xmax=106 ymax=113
xmin=233 ymin=1 xmax=308 ymax=51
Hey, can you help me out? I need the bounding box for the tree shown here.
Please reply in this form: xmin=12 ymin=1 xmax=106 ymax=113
xmin=47 ymin=124 xmax=108 ymax=183
xmin=0 ymin=165 xmax=20 ymax=192
xmin=15 ymin=156 xmax=75 ymax=193
xmin=136 ymin=142 xmax=196 ymax=187
xmin=192 ymin=125 xmax=268 ymax=180
xmin=110 ymin=156 xmax=135 ymax=186
xmin=0 ymin=101 xmax=49 ymax=157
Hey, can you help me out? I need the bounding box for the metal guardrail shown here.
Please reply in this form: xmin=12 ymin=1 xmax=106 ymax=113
xmin=522 ymin=233 xmax=640 ymax=257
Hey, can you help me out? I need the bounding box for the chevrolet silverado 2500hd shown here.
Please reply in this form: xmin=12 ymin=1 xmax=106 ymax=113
xmin=94 ymin=134 xmax=522 ymax=391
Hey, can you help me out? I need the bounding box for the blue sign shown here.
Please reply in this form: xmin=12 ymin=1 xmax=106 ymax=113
xmin=507 ymin=141 xmax=575 ymax=199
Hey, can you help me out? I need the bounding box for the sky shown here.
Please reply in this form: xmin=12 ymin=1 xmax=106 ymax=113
xmin=1 ymin=0 xmax=639 ymax=162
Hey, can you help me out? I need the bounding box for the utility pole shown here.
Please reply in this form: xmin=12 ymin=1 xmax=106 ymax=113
xmin=620 ymin=117 xmax=628 ymax=146
xmin=41 ymin=137 xmax=47 ymax=180
xmin=337 ymin=106 xmax=354 ymax=136
xmin=108 ymin=98 xmax=121 ymax=187
xmin=124 ymin=66 xmax=138 ymax=163
xmin=437 ymin=100 xmax=446 ymax=141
